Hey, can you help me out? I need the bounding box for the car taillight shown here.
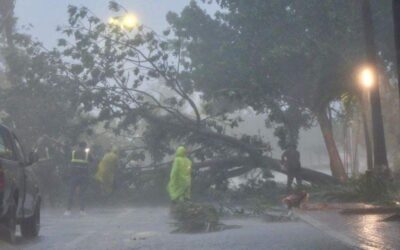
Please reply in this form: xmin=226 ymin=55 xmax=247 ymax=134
xmin=0 ymin=166 xmax=4 ymax=191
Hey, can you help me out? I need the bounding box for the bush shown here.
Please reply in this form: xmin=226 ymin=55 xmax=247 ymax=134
xmin=170 ymin=201 xmax=219 ymax=233
xmin=354 ymin=171 xmax=392 ymax=202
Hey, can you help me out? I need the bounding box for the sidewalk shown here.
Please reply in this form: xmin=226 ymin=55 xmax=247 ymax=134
xmin=295 ymin=203 xmax=400 ymax=250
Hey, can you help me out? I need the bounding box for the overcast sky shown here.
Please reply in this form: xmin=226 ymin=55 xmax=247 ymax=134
xmin=15 ymin=0 xmax=217 ymax=47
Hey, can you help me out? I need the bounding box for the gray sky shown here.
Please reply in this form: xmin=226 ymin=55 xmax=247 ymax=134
xmin=15 ymin=0 xmax=217 ymax=47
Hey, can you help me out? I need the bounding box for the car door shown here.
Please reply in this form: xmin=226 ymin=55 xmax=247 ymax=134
xmin=13 ymin=134 xmax=38 ymax=218
xmin=0 ymin=127 xmax=20 ymax=217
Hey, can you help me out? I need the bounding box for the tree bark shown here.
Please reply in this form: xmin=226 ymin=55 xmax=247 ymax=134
xmin=317 ymin=111 xmax=347 ymax=182
xmin=393 ymin=0 xmax=400 ymax=106
xmin=0 ymin=0 xmax=15 ymax=48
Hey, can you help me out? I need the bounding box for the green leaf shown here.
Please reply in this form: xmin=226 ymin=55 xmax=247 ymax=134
xmin=57 ymin=39 xmax=67 ymax=47
xmin=108 ymin=1 xmax=120 ymax=11
xmin=70 ymin=64 xmax=84 ymax=74
xmin=67 ymin=5 xmax=78 ymax=16
xmin=163 ymin=29 xmax=171 ymax=36
xmin=79 ymin=8 xmax=88 ymax=18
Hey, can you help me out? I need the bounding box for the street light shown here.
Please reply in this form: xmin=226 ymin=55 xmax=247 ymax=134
xmin=357 ymin=65 xmax=375 ymax=171
xmin=122 ymin=14 xmax=138 ymax=30
xmin=359 ymin=66 xmax=376 ymax=90
xmin=108 ymin=13 xmax=139 ymax=31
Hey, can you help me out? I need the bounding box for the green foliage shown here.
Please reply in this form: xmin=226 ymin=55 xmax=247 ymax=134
xmin=108 ymin=1 xmax=121 ymax=12
xmin=320 ymin=173 xmax=395 ymax=203
xmin=167 ymin=0 xmax=392 ymax=149
xmin=353 ymin=172 xmax=392 ymax=202
xmin=0 ymin=32 xmax=87 ymax=147
xmin=53 ymin=4 xmax=218 ymax=161
xmin=0 ymin=0 xmax=16 ymax=46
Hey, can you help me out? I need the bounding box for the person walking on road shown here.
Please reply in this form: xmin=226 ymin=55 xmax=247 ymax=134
xmin=281 ymin=144 xmax=302 ymax=193
xmin=167 ymin=146 xmax=192 ymax=202
xmin=64 ymin=141 xmax=93 ymax=216
xmin=95 ymin=147 xmax=119 ymax=195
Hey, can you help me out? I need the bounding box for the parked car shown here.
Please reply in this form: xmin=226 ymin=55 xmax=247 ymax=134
xmin=0 ymin=124 xmax=41 ymax=243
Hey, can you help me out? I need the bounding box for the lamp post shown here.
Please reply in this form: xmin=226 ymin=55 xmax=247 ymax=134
xmin=361 ymin=0 xmax=389 ymax=174
xmin=358 ymin=66 xmax=374 ymax=171
xmin=359 ymin=67 xmax=375 ymax=90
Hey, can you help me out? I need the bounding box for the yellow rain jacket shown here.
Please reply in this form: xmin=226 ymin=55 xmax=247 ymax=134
xmin=95 ymin=150 xmax=118 ymax=194
xmin=167 ymin=146 xmax=192 ymax=201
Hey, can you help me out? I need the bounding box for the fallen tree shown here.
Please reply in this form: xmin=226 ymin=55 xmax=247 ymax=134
xmin=139 ymin=112 xmax=339 ymax=186
xmin=141 ymin=156 xmax=338 ymax=186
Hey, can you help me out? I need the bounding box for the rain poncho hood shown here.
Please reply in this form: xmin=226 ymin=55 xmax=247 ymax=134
xmin=167 ymin=146 xmax=192 ymax=201
xmin=175 ymin=146 xmax=186 ymax=157
xmin=111 ymin=146 xmax=118 ymax=154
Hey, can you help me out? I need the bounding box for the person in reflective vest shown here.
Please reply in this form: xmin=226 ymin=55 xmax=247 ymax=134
xmin=64 ymin=141 xmax=92 ymax=216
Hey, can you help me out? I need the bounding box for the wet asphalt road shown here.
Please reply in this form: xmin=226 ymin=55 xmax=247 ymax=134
xmin=0 ymin=207 xmax=354 ymax=250
xmin=298 ymin=210 xmax=400 ymax=250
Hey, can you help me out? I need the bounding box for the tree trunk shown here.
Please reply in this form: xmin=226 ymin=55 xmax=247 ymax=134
xmin=392 ymin=0 xmax=400 ymax=151
xmin=142 ymin=156 xmax=339 ymax=186
xmin=139 ymin=112 xmax=340 ymax=185
xmin=317 ymin=111 xmax=347 ymax=182
xmin=0 ymin=0 xmax=15 ymax=48
xmin=393 ymin=0 xmax=400 ymax=106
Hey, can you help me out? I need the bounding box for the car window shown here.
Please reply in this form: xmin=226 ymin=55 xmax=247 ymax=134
xmin=0 ymin=128 xmax=15 ymax=160
xmin=13 ymin=135 xmax=25 ymax=162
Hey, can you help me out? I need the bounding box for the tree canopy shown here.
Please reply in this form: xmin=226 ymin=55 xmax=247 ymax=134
xmin=165 ymin=0 xmax=394 ymax=179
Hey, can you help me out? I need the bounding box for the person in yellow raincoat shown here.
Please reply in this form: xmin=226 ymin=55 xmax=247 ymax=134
xmin=167 ymin=146 xmax=192 ymax=202
xmin=95 ymin=147 xmax=119 ymax=195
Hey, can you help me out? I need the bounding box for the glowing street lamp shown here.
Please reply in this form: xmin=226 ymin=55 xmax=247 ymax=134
xmin=108 ymin=13 xmax=139 ymax=31
xmin=359 ymin=66 xmax=376 ymax=90
xmin=357 ymin=65 xmax=376 ymax=172
xmin=122 ymin=14 xmax=138 ymax=30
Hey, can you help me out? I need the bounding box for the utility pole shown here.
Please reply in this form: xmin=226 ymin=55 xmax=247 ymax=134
xmin=361 ymin=100 xmax=373 ymax=171
xmin=361 ymin=0 xmax=389 ymax=173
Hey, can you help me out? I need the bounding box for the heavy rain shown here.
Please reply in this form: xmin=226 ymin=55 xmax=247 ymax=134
xmin=0 ymin=0 xmax=400 ymax=249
